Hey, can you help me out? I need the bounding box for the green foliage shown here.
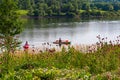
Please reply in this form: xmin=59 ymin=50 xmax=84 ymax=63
xmin=0 ymin=36 xmax=120 ymax=79
xmin=16 ymin=10 xmax=28 ymax=16
xmin=0 ymin=0 xmax=24 ymax=74
xmin=0 ymin=0 xmax=23 ymax=53
xmin=0 ymin=67 xmax=92 ymax=80
xmin=15 ymin=0 xmax=120 ymax=17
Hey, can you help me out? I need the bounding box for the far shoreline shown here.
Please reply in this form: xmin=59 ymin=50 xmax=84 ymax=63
xmin=21 ymin=15 xmax=120 ymax=21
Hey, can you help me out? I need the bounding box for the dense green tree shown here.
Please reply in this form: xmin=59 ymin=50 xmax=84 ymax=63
xmin=0 ymin=0 xmax=23 ymax=53
xmin=113 ymin=3 xmax=120 ymax=11
xmin=83 ymin=2 xmax=91 ymax=11
xmin=106 ymin=4 xmax=114 ymax=11
xmin=11 ymin=0 xmax=120 ymax=17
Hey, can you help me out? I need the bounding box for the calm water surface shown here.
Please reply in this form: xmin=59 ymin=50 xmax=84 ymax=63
xmin=19 ymin=18 xmax=120 ymax=46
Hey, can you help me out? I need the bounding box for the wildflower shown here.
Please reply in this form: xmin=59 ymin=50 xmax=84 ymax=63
xmin=119 ymin=35 xmax=120 ymax=37
xmin=102 ymin=38 xmax=104 ymax=40
xmin=117 ymin=36 xmax=119 ymax=39
xmin=106 ymin=72 xmax=112 ymax=80
xmin=84 ymin=75 xmax=89 ymax=80
xmin=32 ymin=49 xmax=35 ymax=52
xmin=0 ymin=62 xmax=2 ymax=64
xmin=109 ymin=40 xmax=112 ymax=44
xmin=105 ymin=37 xmax=107 ymax=39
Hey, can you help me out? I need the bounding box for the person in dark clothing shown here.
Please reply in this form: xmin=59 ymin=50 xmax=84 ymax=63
xmin=59 ymin=38 xmax=62 ymax=47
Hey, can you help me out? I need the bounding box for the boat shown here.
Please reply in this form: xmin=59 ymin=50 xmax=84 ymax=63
xmin=53 ymin=40 xmax=71 ymax=44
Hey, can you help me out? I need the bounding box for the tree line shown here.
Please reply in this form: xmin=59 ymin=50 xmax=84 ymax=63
xmin=11 ymin=0 xmax=120 ymax=17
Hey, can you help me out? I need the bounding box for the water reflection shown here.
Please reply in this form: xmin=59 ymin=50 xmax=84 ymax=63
xmin=19 ymin=18 xmax=120 ymax=46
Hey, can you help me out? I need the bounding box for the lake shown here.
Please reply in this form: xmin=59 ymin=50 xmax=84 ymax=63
xmin=19 ymin=18 xmax=120 ymax=47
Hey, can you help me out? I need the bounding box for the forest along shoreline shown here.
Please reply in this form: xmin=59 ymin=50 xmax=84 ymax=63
xmin=17 ymin=0 xmax=120 ymax=19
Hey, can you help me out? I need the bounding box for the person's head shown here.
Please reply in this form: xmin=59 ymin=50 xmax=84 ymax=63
xmin=25 ymin=41 xmax=28 ymax=45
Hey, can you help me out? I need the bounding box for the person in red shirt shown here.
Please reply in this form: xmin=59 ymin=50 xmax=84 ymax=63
xmin=23 ymin=41 xmax=29 ymax=51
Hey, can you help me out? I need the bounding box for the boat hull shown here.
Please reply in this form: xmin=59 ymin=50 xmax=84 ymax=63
xmin=53 ymin=42 xmax=71 ymax=44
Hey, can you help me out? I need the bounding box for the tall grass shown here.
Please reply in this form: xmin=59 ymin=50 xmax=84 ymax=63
xmin=0 ymin=35 xmax=120 ymax=79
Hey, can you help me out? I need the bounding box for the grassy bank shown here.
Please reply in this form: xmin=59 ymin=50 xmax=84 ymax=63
xmin=16 ymin=10 xmax=28 ymax=16
xmin=0 ymin=37 xmax=120 ymax=80
xmin=16 ymin=9 xmax=120 ymax=19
